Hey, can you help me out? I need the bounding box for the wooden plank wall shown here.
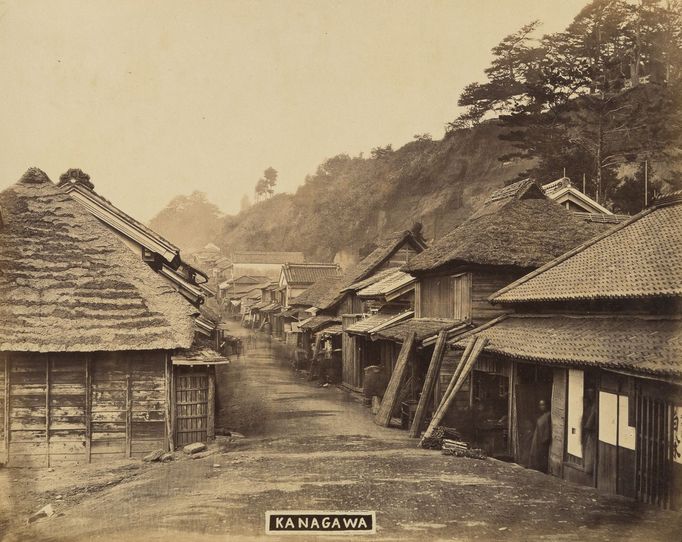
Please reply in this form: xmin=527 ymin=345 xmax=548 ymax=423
xmin=341 ymin=315 xmax=363 ymax=390
xmin=419 ymin=275 xmax=455 ymax=319
xmin=9 ymin=353 xmax=50 ymax=467
xmin=437 ymin=349 xmax=472 ymax=414
xmin=418 ymin=269 xmax=520 ymax=323
xmin=3 ymin=351 xmax=169 ymax=466
xmin=91 ymin=352 xmax=127 ymax=461
xmin=130 ymin=353 xmax=167 ymax=458
xmin=378 ymin=243 xmax=420 ymax=271
xmin=48 ymin=353 xmax=87 ymax=465
xmin=470 ymin=270 xmax=521 ymax=325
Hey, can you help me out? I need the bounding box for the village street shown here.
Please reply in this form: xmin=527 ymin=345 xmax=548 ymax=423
xmin=1 ymin=324 xmax=679 ymax=542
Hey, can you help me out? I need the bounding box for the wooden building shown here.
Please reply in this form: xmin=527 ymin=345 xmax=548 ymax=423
xmin=443 ymin=193 xmax=682 ymax=508
xmin=0 ymin=169 xmax=228 ymax=466
xmin=278 ymin=263 xmax=342 ymax=307
xmin=227 ymin=251 xmax=305 ymax=281
xmin=290 ymin=230 xmax=427 ymax=389
xmin=402 ymin=179 xmax=608 ymax=437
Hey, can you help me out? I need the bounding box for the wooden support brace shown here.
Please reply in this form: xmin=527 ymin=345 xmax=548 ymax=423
xmin=165 ymin=354 xmax=175 ymax=452
xmin=207 ymin=366 xmax=216 ymax=442
xmin=375 ymin=331 xmax=416 ymax=427
xmin=420 ymin=337 xmax=487 ymax=446
xmin=409 ymin=329 xmax=448 ymax=438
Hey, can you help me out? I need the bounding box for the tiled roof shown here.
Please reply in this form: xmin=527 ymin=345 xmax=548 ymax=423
xmin=356 ymin=270 xmax=416 ymax=299
xmin=373 ymin=318 xmax=465 ymax=343
xmin=261 ymin=302 xmax=282 ymax=313
xmin=345 ymin=268 xmax=396 ymax=292
xmin=298 ymin=315 xmax=341 ymax=332
xmin=0 ymin=169 xmax=196 ymax=352
xmin=449 ymin=315 xmax=682 ymax=379
xmin=345 ymin=311 xmax=413 ymax=335
xmin=232 ymin=251 xmax=305 ymax=264
xmin=493 ymin=197 xmax=682 ymax=303
xmin=318 ymin=323 xmax=343 ymax=335
xmin=281 ymin=262 xmax=341 ymax=286
xmin=404 ymin=181 xmax=603 ymax=273
xmin=293 ymin=230 xmax=426 ymax=310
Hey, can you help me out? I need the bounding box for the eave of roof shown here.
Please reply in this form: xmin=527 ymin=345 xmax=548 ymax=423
xmin=62 ymin=182 xmax=180 ymax=264
xmin=448 ymin=314 xmax=682 ymax=380
xmin=491 ymin=197 xmax=682 ymax=304
xmin=345 ymin=311 xmax=414 ymax=335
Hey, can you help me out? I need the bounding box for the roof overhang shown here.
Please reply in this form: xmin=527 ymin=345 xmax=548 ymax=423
xmin=63 ymin=183 xmax=180 ymax=264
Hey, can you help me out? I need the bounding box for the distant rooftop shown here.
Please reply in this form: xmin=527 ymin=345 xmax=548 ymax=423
xmin=232 ymin=251 xmax=305 ymax=264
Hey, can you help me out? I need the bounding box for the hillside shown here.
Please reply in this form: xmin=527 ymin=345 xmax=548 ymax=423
xmin=197 ymin=122 xmax=535 ymax=261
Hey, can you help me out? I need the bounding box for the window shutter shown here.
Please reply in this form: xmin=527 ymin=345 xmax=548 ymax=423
xmin=452 ymin=273 xmax=472 ymax=322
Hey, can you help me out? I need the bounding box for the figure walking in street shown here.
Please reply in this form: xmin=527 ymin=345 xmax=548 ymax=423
xmin=530 ymin=399 xmax=552 ymax=473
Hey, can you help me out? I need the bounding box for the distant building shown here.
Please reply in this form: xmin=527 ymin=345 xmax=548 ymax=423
xmin=228 ymin=251 xmax=305 ymax=280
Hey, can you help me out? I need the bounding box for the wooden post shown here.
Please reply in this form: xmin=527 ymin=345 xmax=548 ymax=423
xmin=207 ymin=366 xmax=215 ymax=442
xmin=409 ymin=330 xmax=448 ymax=438
xmin=165 ymin=355 xmax=175 ymax=452
xmin=45 ymin=355 xmax=50 ymax=467
xmin=125 ymin=357 xmax=132 ymax=458
xmin=420 ymin=337 xmax=487 ymax=445
xmin=85 ymin=355 xmax=92 ymax=463
xmin=375 ymin=331 xmax=416 ymax=427
xmin=436 ymin=338 xmax=477 ymax=413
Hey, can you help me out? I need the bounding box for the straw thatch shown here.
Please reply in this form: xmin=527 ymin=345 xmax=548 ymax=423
xmin=0 ymin=168 xmax=196 ymax=352
xmin=404 ymin=180 xmax=605 ymax=273
xmin=493 ymin=195 xmax=682 ymax=303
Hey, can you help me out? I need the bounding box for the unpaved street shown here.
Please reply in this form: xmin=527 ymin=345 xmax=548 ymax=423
xmin=1 ymin=325 xmax=680 ymax=541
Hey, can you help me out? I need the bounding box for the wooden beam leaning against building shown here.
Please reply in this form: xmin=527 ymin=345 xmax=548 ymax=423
xmin=444 ymin=192 xmax=682 ymax=509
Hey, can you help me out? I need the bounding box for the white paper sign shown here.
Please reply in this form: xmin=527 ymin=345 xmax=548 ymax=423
xmin=617 ymin=395 xmax=636 ymax=451
xmin=599 ymin=391 xmax=618 ymax=446
xmin=566 ymin=370 xmax=584 ymax=458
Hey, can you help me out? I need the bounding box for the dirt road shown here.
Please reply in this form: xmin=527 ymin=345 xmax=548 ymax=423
xmin=2 ymin=325 xmax=680 ymax=541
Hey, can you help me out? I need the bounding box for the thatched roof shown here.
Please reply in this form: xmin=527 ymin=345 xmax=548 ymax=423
xmin=281 ymin=262 xmax=341 ymax=286
xmin=292 ymin=230 xmax=426 ymax=310
xmin=493 ymin=194 xmax=682 ymax=304
xmin=0 ymin=168 xmax=196 ymax=352
xmin=404 ymin=179 xmax=605 ymax=273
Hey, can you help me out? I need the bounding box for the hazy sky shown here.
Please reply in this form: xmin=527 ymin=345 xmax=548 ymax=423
xmin=0 ymin=0 xmax=589 ymax=221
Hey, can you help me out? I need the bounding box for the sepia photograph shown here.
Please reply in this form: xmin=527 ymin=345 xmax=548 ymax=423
xmin=0 ymin=0 xmax=681 ymax=540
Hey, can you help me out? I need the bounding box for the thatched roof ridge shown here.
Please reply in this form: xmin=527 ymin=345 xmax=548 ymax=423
xmin=0 ymin=168 xmax=196 ymax=352
xmin=492 ymin=196 xmax=682 ymax=303
xmin=404 ymin=181 xmax=604 ymax=273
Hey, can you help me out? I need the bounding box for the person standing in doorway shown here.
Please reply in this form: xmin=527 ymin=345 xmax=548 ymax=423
xmin=582 ymin=388 xmax=597 ymax=474
xmin=530 ymin=399 xmax=552 ymax=473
